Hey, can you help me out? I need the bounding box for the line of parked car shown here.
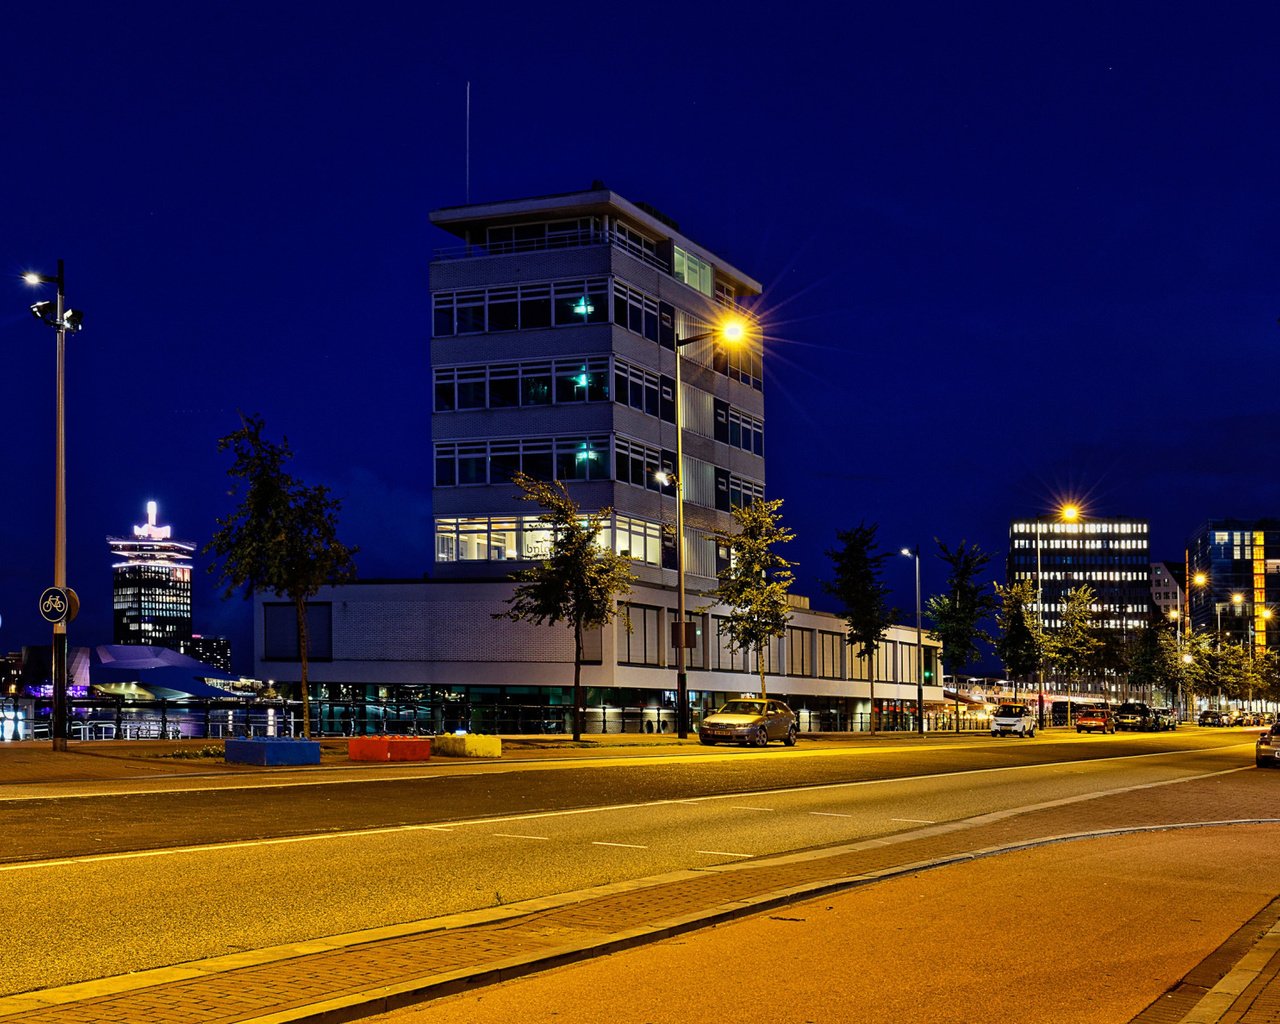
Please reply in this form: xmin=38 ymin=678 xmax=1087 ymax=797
xmin=1072 ymin=701 xmax=1179 ymax=733
xmin=1198 ymin=709 xmax=1276 ymax=727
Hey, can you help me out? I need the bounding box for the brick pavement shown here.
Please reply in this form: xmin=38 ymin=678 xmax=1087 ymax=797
xmin=0 ymin=763 xmax=1277 ymax=1024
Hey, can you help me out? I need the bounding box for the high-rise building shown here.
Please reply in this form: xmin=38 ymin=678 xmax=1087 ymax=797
xmin=1185 ymin=519 xmax=1280 ymax=654
xmin=1150 ymin=561 xmax=1185 ymax=623
xmin=1007 ymin=514 xmax=1152 ymax=634
xmin=179 ymin=635 xmax=233 ymax=672
xmin=428 ymin=184 xmax=764 ymax=587
xmin=252 ymin=186 xmax=944 ymax=733
xmin=108 ymin=501 xmax=194 ymax=648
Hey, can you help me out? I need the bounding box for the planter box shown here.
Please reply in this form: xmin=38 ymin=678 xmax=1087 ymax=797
xmin=432 ymin=734 xmax=501 ymax=758
xmin=348 ymin=736 xmax=432 ymax=762
xmin=225 ymin=738 xmax=321 ymax=766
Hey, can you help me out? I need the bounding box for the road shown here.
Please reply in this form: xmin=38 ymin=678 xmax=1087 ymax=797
xmin=0 ymin=730 xmax=1265 ymax=1000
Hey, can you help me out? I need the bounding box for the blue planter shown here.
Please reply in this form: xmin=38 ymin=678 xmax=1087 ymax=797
xmin=225 ymin=737 xmax=321 ymax=766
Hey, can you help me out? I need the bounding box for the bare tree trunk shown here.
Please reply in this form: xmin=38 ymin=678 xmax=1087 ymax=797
xmin=295 ymin=596 xmax=311 ymax=739
xmin=757 ymin=644 xmax=768 ymax=702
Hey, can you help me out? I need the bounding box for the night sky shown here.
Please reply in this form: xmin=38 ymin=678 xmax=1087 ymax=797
xmin=4 ymin=3 xmax=1277 ymax=674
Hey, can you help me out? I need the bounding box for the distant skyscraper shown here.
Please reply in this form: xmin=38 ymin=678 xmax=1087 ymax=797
xmin=179 ymin=635 xmax=233 ymax=672
xmin=1186 ymin=519 xmax=1280 ymax=655
xmin=109 ymin=501 xmax=194 ymax=648
xmin=1150 ymin=561 xmax=1185 ymax=624
xmin=1007 ymin=514 xmax=1152 ymax=635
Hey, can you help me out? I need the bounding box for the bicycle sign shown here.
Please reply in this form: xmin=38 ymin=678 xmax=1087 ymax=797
xmin=39 ymin=587 xmax=69 ymax=624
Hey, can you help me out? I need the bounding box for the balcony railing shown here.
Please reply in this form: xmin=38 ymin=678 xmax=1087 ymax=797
xmin=434 ymin=229 xmax=670 ymax=273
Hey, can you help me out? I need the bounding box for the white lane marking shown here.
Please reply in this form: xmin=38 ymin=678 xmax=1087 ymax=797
xmin=592 ymin=841 xmax=648 ymax=849
xmin=696 ymin=850 xmax=753 ymax=858
xmin=492 ymin=833 xmax=550 ymax=841
xmin=1 ymin=759 xmax=1247 ymax=874
xmin=810 ymin=811 xmax=853 ymax=818
xmin=892 ymin=817 xmax=936 ymax=824
xmin=728 ymin=805 xmax=773 ymax=811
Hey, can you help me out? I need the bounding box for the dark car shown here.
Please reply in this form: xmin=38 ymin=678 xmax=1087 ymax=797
xmin=1075 ymin=706 xmax=1115 ymax=734
xmin=1256 ymin=724 xmax=1280 ymax=768
xmin=1199 ymin=709 xmax=1226 ymax=727
xmin=1114 ymin=701 xmax=1155 ymax=731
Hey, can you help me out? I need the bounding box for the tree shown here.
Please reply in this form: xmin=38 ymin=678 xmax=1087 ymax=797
xmin=993 ymin=581 xmax=1042 ymax=687
xmin=925 ymin=539 xmax=996 ymax=685
xmin=207 ymin=413 xmax=357 ymax=738
xmin=1045 ymin=585 xmax=1102 ymax=720
xmin=824 ymin=522 xmax=896 ymax=734
xmin=710 ymin=498 xmax=796 ymax=701
xmin=494 ymin=472 xmax=635 ymax=741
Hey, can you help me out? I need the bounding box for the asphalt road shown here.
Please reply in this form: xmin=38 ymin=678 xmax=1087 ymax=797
xmin=0 ymin=731 xmax=1262 ymax=998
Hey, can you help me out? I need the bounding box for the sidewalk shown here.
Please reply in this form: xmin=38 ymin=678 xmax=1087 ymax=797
xmin=1 ymin=735 xmax=1276 ymax=1024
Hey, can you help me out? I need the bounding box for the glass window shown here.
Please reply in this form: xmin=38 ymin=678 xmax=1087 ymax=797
xmin=520 ymin=285 xmax=552 ymax=330
xmin=456 ymin=367 xmax=486 ymax=409
xmin=556 ymin=362 xmax=591 ymax=404
xmin=488 ymin=288 xmax=519 ymax=332
xmin=490 ymin=443 xmax=520 ymax=484
xmin=435 ymin=446 xmax=456 ymax=487
xmin=489 ymin=365 xmax=519 ymax=408
xmin=522 ymin=364 xmax=552 ymax=406
xmin=522 ymin=441 xmax=553 ymax=480
xmin=457 ymin=444 xmax=487 ymax=486
xmin=455 ymin=291 xmax=485 ymax=334
xmin=433 ymin=294 xmax=455 ymax=338
xmin=433 ymin=369 xmax=456 ymax=412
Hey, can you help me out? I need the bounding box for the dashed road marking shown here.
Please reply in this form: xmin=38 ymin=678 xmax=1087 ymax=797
xmin=492 ymin=833 xmax=550 ymax=841
xmin=810 ymin=812 xmax=853 ymax=818
xmin=695 ymin=849 xmax=753 ymax=858
xmin=592 ymin=842 xmax=648 ymax=849
xmin=892 ymin=818 xmax=936 ymax=824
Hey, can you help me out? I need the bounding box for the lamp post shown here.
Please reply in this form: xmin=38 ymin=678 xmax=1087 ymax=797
xmin=24 ymin=261 xmax=83 ymax=752
xmin=660 ymin=317 xmax=746 ymax=739
xmin=900 ymin=547 xmax=924 ymax=735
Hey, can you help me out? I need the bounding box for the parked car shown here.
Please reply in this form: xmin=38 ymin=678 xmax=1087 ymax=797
xmin=1075 ymin=706 xmax=1115 ymax=734
xmin=1198 ymin=710 xmax=1226 ymax=727
xmin=1115 ymin=702 xmax=1155 ymax=731
xmin=991 ymin=702 xmax=1036 ymax=738
xmin=1152 ymin=707 xmax=1178 ymax=731
xmin=1256 ymin=723 xmax=1280 ymax=768
xmin=699 ymin=699 xmax=797 ymax=747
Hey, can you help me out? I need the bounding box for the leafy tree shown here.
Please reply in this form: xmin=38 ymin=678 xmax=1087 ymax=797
xmin=925 ymin=539 xmax=996 ymax=683
xmin=993 ymin=581 xmax=1042 ymax=686
xmin=824 ymin=522 xmax=896 ymax=734
xmin=207 ymin=413 xmax=357 ymax=738
xmin=494 ymin=472 xmax=635 ymax=741
xmin=710 ymin=498 xmax=796 ymax=701
xmin=1126 ymin=625 xmax=1167 ymax=702
xmin=1045 ymin=585 xmax=1102 ymax=719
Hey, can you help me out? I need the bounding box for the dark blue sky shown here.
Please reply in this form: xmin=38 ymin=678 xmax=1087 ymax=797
xmin=4 ymin=3 xmax=1278 ymax=673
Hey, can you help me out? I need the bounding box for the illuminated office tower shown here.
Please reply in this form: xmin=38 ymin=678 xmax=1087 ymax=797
xmin=1186 ymin=519 xmax=1280 ymax=654
xmin=108 ymin=501 xmax=194 ymax=648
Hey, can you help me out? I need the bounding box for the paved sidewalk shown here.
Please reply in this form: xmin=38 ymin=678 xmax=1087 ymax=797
xmin=0 ymin=750 xmax=1276 ymax=1024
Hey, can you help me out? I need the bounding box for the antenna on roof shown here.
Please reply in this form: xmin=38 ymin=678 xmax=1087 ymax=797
xmin=465 ymin=81 xmax=471 ymax=203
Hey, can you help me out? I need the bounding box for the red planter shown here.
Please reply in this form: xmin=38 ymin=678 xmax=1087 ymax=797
xmin=348 ymin=736 xmax=432 ymax=762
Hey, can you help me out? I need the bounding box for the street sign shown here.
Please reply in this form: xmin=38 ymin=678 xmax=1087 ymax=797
xmin=39 ymin=587 xmax=69 ymax=624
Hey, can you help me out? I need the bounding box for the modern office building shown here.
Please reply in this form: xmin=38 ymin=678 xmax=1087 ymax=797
xmin=1186 ymin=519 xmax=1280 ymax=654
xmin=1007 ymin=514 xmax=1152 ymax=635
xmin=1150 ymin=561 xmax=1185 ymax=623
xmin=179 ymin=635 xmax=233 ymax=672
xmin=108 ymin=501 xmax=194 ymax=648
xmin=254 ymin=186 xmax=944 ymax=730
xmin=428 ymin=184 xmax=764 ymax=588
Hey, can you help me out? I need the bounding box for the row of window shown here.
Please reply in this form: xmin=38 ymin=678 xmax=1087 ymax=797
xmin=434 ymin=357 xmax=610 ymax=412
xmin=435 ymin=436 xmax=611 ymax=487
xmin=434 ymin=513 xmax=666 ymax=568
xmin=434 ymin=353 xmax=765 ymax=452
xmin=433 ymin=279 xmax=610 ymax=337
xmin=1012 ymin=522 xmax=1149 ymax=534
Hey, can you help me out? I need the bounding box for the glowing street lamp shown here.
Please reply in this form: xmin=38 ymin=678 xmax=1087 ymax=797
xmin=24 ymin=261 xmax=85 ymax=752
xmin=663 ymin=315 xmax=750 ymax=739
xmin=900 ymin=547 xmax=924 ymax=735
xmin=1033 ymin=501 xmax=1082 ymax=728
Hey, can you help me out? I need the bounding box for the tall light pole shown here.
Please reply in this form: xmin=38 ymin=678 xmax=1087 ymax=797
xmin=901 ymin=547 xmax=924 ymax=735
xmin=25 ymin=261 xmax=83 ymax=752
xmin=658 ymin=317 xmax=746 ymax=739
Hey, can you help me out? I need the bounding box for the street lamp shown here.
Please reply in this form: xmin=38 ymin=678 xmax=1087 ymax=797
xmin=1033 ymin=502 xmax=1081 ymax=728
xmin=661 ymin=316 xmax=748 ymax=739
xmin=900 ymin=547 xmax=924 ymax=735
xmin=24 ymin=261 xmax=84 ymax=753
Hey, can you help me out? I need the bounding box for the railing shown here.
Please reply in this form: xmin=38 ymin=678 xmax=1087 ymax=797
xmin=433 ymin=231 xmax=670 ymax=273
